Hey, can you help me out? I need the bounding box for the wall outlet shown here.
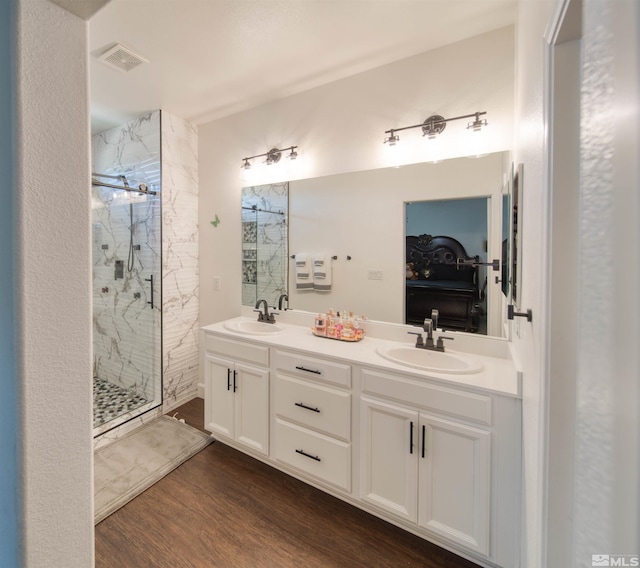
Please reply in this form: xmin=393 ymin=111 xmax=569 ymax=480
xmin=213 ymin=276 xmax=221 ymax=290
xmin=367 ymin=269 xmax=383 ymax=280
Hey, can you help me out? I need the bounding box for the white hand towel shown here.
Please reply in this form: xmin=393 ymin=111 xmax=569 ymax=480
xmin=295 ymin=253 xmax=313 ymax=290
xmin=313 ymin=254 xmax=332 ymax=291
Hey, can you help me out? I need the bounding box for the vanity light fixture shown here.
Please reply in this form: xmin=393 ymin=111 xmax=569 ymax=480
xmin=467 ymin=112 xmax=488 ymax=132
xmin=383 ymin=111 xmax=488 ymax=144
xmin=383 ymin=130 xmax=400 ymax=145
xmin=241 ymin=145 xmax=299 ymax=169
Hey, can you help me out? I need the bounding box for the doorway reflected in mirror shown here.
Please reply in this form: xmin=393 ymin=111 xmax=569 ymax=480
xmin=405 ymin=198 xmax=488 ymax=334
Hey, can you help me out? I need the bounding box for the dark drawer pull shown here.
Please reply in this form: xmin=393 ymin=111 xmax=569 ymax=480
xmin=421 ymin=424 xmax=426 ymax=458
xmin=295 ymin=365 xmax=321 ymax=375
xmin=227 ymin=368 xmax=231 ymax=391
xmin=410 ymin=421 xmax=414 ymax=454
xmin=295 ymin=448 xmax=321 ymax=462
xmin=295 ymin=402 xmax=320 ymax=413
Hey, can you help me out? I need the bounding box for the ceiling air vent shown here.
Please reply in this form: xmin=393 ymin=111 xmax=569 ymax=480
xmin=98 ymin=44 xmax=149 ymax=73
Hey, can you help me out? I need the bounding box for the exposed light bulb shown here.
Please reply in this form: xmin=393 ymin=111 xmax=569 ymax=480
xmin=467 ymin=113 xmax=488 ymax=132
xmin=384 ymin=131 xmax=399 ymax=145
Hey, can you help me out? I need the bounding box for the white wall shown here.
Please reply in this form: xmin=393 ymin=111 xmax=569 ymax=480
xmin=547 ymin=36 xmax=580 ymax=567
xmin=15 ymin=0 xmax=94 ymax=565
xmin=198 ymin=26 xmax=514 ymax=334
xmin=511 ymin=1 xmax=556 ymax=565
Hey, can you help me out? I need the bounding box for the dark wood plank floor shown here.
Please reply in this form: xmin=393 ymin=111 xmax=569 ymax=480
xmin=95 ymin=398 xmax=480 ymax=568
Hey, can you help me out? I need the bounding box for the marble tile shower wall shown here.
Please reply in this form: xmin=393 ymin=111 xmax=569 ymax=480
xmin=92 ymin=112 xmax=162 ymax=404
xmin=242 ymin=183 xmax=288 ymax=307
xmin=160 ymin=113 xmax=199 ymax=408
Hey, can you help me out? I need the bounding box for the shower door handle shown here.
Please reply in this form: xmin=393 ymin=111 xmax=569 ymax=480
xmin=145 ymin=275 xmax=154 ymax=309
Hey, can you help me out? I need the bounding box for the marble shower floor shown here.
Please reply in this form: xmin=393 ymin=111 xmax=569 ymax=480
xmin=93 ymin=377 xmax=149 ymax=428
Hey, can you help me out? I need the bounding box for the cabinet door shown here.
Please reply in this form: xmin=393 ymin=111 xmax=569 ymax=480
xmin=204 ymin=354 xmax=235 ymax=439
xmin=418 ymin=414 xmax=491 ymax=556
xmin=235 ymin=361 xmax=269 ymax=455
xmin=360 ymin=397 xmax=418 ymax=523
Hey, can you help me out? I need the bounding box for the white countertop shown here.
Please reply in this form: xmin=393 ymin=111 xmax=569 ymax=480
xmin=202 ymin=317 xmax=522 ymax=398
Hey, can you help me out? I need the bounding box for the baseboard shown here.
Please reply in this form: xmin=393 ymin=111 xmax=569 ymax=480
xmin=197 ymin=382 xmax=204 ymax=399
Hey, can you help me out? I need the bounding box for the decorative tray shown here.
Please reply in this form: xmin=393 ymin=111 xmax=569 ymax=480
xmin=311 ymin=329 xmax=365 ymax=342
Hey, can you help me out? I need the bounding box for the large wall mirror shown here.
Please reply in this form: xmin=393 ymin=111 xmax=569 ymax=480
xmin=242 ymin=150 xmax=513 ymax=339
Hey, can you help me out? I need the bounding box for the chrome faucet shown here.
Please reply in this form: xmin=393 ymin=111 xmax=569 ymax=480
xmin=423 ymin=317 xmax=435 ymax=349
xmin=254 ymin=299 xmax=278 ymax=323
xmin=407 ymin=315 xmax=454 ymax=352
xmin=430 ymin=309 xmax=439 ymax=331
xmin=277 ymin=293 xmax=289 ymax=311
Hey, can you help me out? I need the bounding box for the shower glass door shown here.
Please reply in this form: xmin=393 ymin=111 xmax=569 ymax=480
xmin=91 ymin=111 xmax=162 ymax=436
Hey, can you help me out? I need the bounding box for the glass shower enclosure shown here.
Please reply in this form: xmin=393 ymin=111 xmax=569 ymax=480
xmin=91 ymin=112 xmax=162 ymax=436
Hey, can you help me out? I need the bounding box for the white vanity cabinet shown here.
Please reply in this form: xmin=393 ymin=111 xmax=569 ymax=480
xmin=204 ymin=334 xmax=270 ymax=456
xmin=359 ymin=367 xmax=518 ymax=565
xmin=271 ymin=349 xmax=352 ymax=492
xmin=202 ymin=320 xmax=521 ymax=568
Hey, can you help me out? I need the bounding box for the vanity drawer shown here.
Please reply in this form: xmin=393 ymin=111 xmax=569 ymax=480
xmin=274 ymin=374 xmax=351 ymax=441
xmin=361 ymin=368 xmax=492 ymax=426
xmin=205 ymin=334 xmax=269 ymax=367
xmin=274 ymin=418 xmax=351 ymax=492
xmin=273 ymin=349 xmax=351 ymax=388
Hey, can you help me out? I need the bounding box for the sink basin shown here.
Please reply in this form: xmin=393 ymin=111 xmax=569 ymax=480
xmin=375 ymin=345 xmax=483 ymax=375
xmin=223 ymin=319 xmax=286 ymax=335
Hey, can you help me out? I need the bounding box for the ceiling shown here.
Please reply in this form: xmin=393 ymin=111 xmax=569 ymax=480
xmin=89 ymin=0 xmax=517 ymax=135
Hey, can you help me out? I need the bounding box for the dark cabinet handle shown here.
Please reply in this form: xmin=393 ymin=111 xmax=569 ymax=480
xmin=421 ymin=425 xmax=426 ymax=458
xmin=296 ymin=449 xmax=321 ymax=462
xmin=295 ymin=402 xmax=320 ymax=413
xmin=410 ymin=421 xmax=414 ymax=454
xmin=295 ymin=365 xmax=321 ymax=375
xmin=144 ymin=275 xmax=154 ymax=309
xmin=233 ymin=370 xmax=238 ymax=392
xmin=227 ymin=368 xmax=231 ymax=391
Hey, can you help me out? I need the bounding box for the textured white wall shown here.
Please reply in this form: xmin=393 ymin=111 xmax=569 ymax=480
xmin=573 ymin=0 xmax=639 ymax=562
xmin=15 ymin=0 xmax=94 ymax=565
xmin=198 ymin=26 xmax=515 ymax=335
